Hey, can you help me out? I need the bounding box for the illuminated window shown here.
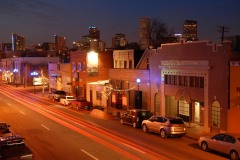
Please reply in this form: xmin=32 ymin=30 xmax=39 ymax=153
xmin=77 ymin=63 xmax=82 ymax=71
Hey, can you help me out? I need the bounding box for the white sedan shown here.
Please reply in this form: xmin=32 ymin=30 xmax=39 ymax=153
xmin=198 ymin=133 xmax=240 ymax=160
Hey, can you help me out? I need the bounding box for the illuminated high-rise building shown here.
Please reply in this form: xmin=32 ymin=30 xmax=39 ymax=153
xmin=11 ymin=33 xmax=25 ymax=51
xmin=112 ymin=33 xmax=126 ymax=48
xmin=183 ymin=20 xmax=198 ymax=41
xmin=89 ymin=27 xmax=100 ymax=51
xmin=139 ymin=17 xmax=150 ymax=50
xmin=89 ymin=27 xmax=100 ymax=40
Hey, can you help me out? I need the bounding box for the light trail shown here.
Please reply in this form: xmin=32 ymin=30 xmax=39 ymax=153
xmin=0 ymin=84 xmax=175 ymax=160
xmin=81 ymin=149 xmax=99 ymax=160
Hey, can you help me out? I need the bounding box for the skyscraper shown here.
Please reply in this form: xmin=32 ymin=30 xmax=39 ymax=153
xmin=89 ymin=27 xmax=100 ymax=40
xmin=112 ymin=33 xmax=126 ymax=49
xmin=11 ymin=33 xmax=25 ymax=51
xmin=54 ymin=34 xmax=66 ymax=52
xmin=139 ymin=17 xmax=150 ymax=50
xmin=89 ymin=27 xmax=100 ymax=51
xmin=183 ymin=20 xmax=198 ymax=41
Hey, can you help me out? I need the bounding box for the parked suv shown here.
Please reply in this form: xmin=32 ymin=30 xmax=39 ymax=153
xmin=48 ymin=90 xmax=66 ymax=101
xmin=142 ymin=115 xmax=186 ymax=138
xmin=120 ymin=109 xmax=151 ymax=128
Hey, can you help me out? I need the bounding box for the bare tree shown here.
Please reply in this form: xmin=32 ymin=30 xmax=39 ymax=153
xmin=149 ymin=19 xmax=172 ymax=48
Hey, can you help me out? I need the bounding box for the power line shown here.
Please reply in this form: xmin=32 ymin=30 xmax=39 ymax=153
xmin=217 ymin=26 xmax=229 ymax=43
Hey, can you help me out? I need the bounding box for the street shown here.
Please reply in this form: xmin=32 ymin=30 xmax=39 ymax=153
xmin=0 ymin=84 xmax=228 ymax=160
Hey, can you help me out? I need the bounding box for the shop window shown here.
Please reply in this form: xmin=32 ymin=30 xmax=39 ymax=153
xmin=179 ymin=100 xmax=189 ymax=116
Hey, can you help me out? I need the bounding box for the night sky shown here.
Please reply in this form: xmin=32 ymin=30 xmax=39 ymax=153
xmin=0 ymin=0 xmax=240 ymax=48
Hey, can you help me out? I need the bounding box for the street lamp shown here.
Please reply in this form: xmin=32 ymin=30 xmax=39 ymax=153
xmin=31 ymin=71 xmax=39 ymax=94
xmin=136 ymin=78 xmax=141 ymax=109
xmin=13 ymin=69 xmax=19 ymax=87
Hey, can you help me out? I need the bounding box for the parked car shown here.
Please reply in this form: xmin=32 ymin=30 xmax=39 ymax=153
xmin=71 ymin=100 xmax=93 ymax=111
xmin=0 ymin=135 xmax=34 ymax=159
xmin=60 ymin=96 xmax=76 ymax=106
xmin=48 ymin=90 xmax=66 ymax=101
xmin=120 ymin=109 xmax=151 ymax=128
xmin=0 ymin=122 xmax=13 ymax=137
xmin=198 ymin=133 xmax=240 ymax=160
xmin=141 ymin=115 xmax=186 ymax=138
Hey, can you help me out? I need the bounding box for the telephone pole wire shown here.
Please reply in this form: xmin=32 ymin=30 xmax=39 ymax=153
xmin=217 ymin=26 xmax=229 ymax=43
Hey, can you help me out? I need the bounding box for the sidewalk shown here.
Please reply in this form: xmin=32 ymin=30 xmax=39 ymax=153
xmin=13 ymin=84 xmax=214 ymax=141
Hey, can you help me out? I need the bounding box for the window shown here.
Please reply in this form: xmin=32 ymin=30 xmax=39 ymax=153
xmin=77 ymin=63 xmax=82 ymax=71
xmin=179 ymin=76 xmax=188 ymax=86
xmin=129 ymin=61 xmax=132 ymax=69
xmin=225 ymin=135 xmax=236 ymax=144
xmin=190 ymin=76 xmax=204 ymax=88
xmin=211 ymin=101 xmax=220 ymax=128
xmin=213 ymin=134 xmax=225 ymax=141
xmin=124 ymin=61 xmax=127 ymax=68
xmin=179 ymin=100 xmax=189 ymax=116
xmin=72 ymin=62 xmax=76 ymax=71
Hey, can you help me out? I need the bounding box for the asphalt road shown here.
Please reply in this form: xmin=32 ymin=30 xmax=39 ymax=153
xmin=0 ymin=84 xmax=228 ymax=160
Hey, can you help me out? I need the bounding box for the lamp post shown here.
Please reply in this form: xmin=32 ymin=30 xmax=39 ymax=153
xmin=31 ymin=71 xmax=39 ymax=94
xmin=136 ymin=78 xmax=141 ymax=109
xmin=13 ymin=69 xmax=19 ymax=87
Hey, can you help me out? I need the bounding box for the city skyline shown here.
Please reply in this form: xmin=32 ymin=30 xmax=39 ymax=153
xmin=0 ymin=0 xmax=240 ymax=48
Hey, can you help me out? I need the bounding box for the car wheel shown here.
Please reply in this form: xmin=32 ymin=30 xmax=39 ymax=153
xmin=120 ymin=119 xmax=124 ymax=125
xmin=142 ymin=124 xmax=148 ymax=133
xmin=160 ymin=129 xmax=166 ymax=138
xmin=133 ymin=122 xmax=137 ymax=128
xmin=201 ymin=141 xmax=208 ymax=151
xmin=230 ymin=150 xmax=239 ymax=160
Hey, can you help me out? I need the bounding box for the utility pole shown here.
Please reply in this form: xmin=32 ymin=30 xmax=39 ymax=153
xmin=217 ymin=26 xmax=229 ymax=43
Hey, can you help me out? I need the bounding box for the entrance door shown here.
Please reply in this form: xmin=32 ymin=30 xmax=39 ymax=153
xmin=194 ymin=102 xmax=200 ymax=123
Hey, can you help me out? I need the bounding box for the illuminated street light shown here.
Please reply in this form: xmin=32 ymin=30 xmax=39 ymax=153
xmin=31 ymin=71 xmax=39 ymax=94
xmin=13 ymin=69 xmax=19 ymax=87
xmin=136 ymin=78 xmax=141 ymax=109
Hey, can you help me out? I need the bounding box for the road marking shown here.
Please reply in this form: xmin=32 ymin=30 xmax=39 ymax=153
xmin=81 ymin=149 xmax=99 ymax=160
xmin=122 ymin=143 xmax=146 ymax=154
xmin=41 ymin=124 xmax=50 ymax=131
xmin=19 ymin=111 xmax=26 ymax=115
xmin=7 ymin=103 xmax=11 ymax=106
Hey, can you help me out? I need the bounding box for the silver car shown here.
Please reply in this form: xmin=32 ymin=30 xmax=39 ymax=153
xmin=141 ymin=115 xmax=186 ymax=138
xmin=198 ymin=133 xmax=240 ymax=160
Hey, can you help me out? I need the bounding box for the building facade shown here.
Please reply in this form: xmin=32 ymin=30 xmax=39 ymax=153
xmin=149 ymin=40 xmax=232 ymax=132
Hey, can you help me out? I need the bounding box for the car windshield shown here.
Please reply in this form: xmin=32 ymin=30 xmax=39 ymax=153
xmin=169 ymin=119 xmax=184 ymax=124
xmin=0 ymin=123 xmax=7 ymax=129
xmin=55 ymin=91 xmax=65 ymax=94
xmin=137 ymin=111 xmax=151 ymax=117
xmin=67 ymin=97 xmax=75 ymax=99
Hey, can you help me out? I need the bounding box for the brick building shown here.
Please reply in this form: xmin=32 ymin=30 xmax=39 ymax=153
xmin=149 ymin=40 xmax=232 ymax=132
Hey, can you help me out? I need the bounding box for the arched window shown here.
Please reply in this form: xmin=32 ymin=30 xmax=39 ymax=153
xmin=211 ymin=101 xmax=221 ymax=128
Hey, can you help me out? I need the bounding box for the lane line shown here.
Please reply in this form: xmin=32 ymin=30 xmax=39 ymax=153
xmin=41 ymin=124 xmax=50 ymax=131
xmin=19 ymin=111 xmax=26 ymax=115
xmin=81 ymin=149 xmax=99 ymax=160
xmin=122 ymin=143 xmax=146 ymax=154
xmin=7 ymin=103 xmax=11 ymax=106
